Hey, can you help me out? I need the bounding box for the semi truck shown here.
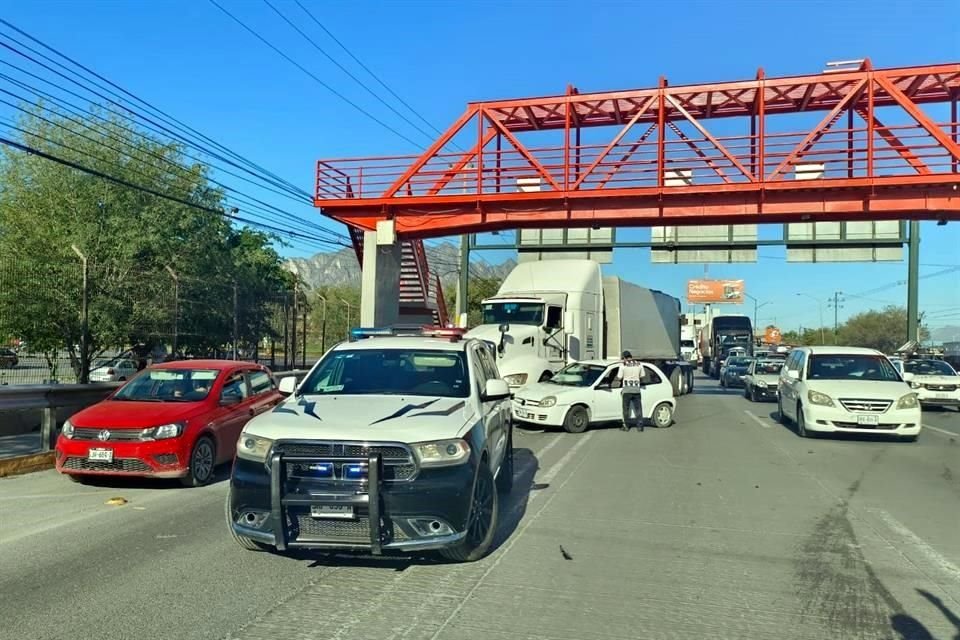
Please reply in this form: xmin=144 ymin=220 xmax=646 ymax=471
xmin=464 ymin=259 xmax=695 ymax=395
xmin=699 ymin=314 xmax=754 ymax=378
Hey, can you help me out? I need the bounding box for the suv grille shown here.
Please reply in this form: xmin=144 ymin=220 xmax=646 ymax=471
xmin=289 ymin=512 xmax=409 ymax=544
xmin=63 ymin=457 xmax=152 ymax=473
xmin=839 ymin=399 xmax=893 ymax=413
xmin=72 ymin=428 xmax=143 ymax=441
xmin=275 ymin=441 xmax=417 ymax=482
xmin=924 ymin=384 xmax=957 ymax=392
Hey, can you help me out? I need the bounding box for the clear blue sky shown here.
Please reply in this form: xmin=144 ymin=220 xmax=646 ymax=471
xmin=2 ymin=0 xmax=959 ymax=334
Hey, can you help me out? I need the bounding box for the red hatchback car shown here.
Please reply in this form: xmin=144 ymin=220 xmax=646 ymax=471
xmin=56 ymin=360 xmax=282 ymax=486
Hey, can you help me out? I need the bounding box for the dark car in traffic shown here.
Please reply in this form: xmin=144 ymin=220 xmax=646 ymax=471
xmin=720 ymin=356 xmax=753 ymax=388
xmin=0 ymin=348 xmax=18 ymax=368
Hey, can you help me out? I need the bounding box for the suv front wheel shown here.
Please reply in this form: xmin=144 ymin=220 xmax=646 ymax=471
xmin=440 ymin=463 xmax=498 ymax=562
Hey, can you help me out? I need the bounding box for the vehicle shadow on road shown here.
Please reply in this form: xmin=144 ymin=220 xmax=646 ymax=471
xmin=889 ymin=588 xmax=960 ymax=640
xmin=765 ymin=410 xmax=919 ymax=444
xmin=693 ymin=387 xmax=739 ymax=396
xmin=291 ymin=446 xmax=541 ymax=571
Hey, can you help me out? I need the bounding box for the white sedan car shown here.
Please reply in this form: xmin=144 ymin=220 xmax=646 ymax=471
xmin=902 ymin=358 xmax=960 ymax=410
xmin=89 ymin=358 xmax=139 ymax=382
xmin=512 ymin=359 xmax=676 ymax=433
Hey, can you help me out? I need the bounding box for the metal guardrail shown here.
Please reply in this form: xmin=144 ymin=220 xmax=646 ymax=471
xmin=0 ymin=370 xmax=309 ymax=453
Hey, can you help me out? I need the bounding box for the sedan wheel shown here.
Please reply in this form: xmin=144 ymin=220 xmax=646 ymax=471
xmin=652 ymin=402 xmax=674 ymax=428
xmin=181 ymin=436 xmax=216 ymax=487
xmin=563 ymin=406 xmax=590 ymax=434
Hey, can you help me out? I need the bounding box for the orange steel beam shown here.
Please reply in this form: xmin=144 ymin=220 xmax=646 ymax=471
xmin=316 ymin=63 xmax=960 ymax=238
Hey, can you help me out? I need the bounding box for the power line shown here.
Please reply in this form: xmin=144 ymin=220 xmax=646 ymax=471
xmin=0 ymin=18 xmax=312 ymax=201
xmin=262 ymin=0 xmax=436 ymax=144
xmin=293 ymin=0 xmax=446 ymax=139
xmin=0 ymin=135 xmax=347 ymax=249
xmin=206 ymin=0 xmax=424 ymax=149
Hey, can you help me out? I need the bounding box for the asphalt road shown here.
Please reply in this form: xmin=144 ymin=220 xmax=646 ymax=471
xmin=1 ymin=374 xmax=958 ymax=640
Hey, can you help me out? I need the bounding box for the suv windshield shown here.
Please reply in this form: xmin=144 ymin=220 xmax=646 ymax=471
xmin=548 ymin=363 xmax=608 ymax=387
xmin=904 ymin=359 xmax=956 ymax=376
xmin=112 ymin=369 xmax=219 ymax=402
xmin=807 ymin=355 xmax=900 ymax=381
xmin=481 ymin=302 xmax=544 ymax=326
xmin=727 ymin=357 xmax=752 ymax=367
xmin=301 ymin=348 xmax=469 ymax=397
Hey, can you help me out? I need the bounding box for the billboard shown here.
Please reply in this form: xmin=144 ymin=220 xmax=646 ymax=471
xmin=687 ymin=279 xmax=745 ymax=304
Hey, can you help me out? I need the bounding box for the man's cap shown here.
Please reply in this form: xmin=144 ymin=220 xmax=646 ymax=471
xmin=621 ymin=351 xmax=632 ymax=359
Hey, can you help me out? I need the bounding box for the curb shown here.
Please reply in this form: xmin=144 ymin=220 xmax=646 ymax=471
xmin=0 ymin=452 xmax=55 ymax=478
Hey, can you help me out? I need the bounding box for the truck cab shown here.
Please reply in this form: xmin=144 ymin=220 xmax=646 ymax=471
xmin=465 ymin=260 xmax=603 ymax=388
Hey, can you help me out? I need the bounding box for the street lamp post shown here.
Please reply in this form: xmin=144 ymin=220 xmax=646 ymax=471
xmin=743 ymin=293 xmax=770 ymax=338
xmin=339 ymin=299 xmax=353 ymax=338
xmin=70 ymin=244 xmax=90 ymax=384
xmin=317 ymin=295 xmax=327 ymax=353
xmin=795 ymin=293 xmax=825 ymax=344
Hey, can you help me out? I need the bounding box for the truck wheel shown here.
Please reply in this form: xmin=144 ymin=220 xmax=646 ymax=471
xmin=563 ymin=406 xmax=590 ymax=434
xmin=703 ymin=360 xmax=710 ymax=376
xmin=652 ymin=402 xmax=674 ymax=428
xmin=686 ymin=370 xmax=695 ymax=393
xmin=495 ymin=426 xmax=514 ymax=494
xmin=669 ymin=367 xmax=683 ymax=396
xmin=440 ymin=463 xmax=498 ymax=563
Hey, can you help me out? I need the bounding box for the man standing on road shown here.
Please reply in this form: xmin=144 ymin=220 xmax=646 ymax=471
xmin=617 ymin=351 xmax=649 ymax=432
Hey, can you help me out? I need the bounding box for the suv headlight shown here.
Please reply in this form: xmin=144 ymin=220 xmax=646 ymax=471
xmin=755 ymin=380 xmax=768 ymax=388
xmin=807 ymin=390 xmax=835 ymax=407
xmin=909 ymin=381 xmax=923 ymax=389
xmin=539 ymin=396 xmax=557 ymax=408
xmin=503 ymin=373 xmax=528 ymax=386
xmin=896 ymin=393 xmax=919 ymax=409
xmin=412 ymin=439 xmax=470 ymax=468
xmin=61 ymin=419 xmax=74 ymax=439
xmin=140 ymin=423 xmax=184 ymax=441
xmin=237 ymin=434 xmax=274 ymax=462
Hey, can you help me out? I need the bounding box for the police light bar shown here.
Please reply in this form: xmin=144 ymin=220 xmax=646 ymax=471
xmin=349 ymin=326 xmax=467 ymax=341
xmin=349 ymin=327 xmax=395 ymax=341
xmin=421 ymin=326 xmax=467 ymax=341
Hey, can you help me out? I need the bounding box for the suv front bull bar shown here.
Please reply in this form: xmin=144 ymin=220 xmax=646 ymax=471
xmin=270 ymin=452 xmax=386 ymax=554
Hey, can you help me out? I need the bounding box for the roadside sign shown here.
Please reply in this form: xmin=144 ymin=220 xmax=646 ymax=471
xmin=687 ymin=279 xmax=744 ymax=304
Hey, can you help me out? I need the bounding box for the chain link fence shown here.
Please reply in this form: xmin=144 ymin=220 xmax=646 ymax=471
xmin=0 ymin=256 xmax=315 ymax=387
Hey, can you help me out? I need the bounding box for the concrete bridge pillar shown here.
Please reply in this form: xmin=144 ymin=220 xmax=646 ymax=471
xmin=360 ymin=229 xmax=400 ymax=327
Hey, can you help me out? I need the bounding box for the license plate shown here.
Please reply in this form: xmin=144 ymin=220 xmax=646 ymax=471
xmin=310 ymin=505 xmax=355 ymax=520
xmin=88 ymin=448 xmax=113 ymax=462
xmin=935 ymin=393 xmax=950 ymax=399
xmin=856 ymin=415 xmax=880 ymax=426
xmin=516 ymin=409 xmax=534 ymax=419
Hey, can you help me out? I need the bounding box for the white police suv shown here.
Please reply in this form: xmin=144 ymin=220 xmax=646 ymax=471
xmin=226 ymin=327 xmax=514 ymax=562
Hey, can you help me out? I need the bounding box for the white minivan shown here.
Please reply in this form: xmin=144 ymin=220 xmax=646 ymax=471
xmin=777 ymin=346 xmax=921 ymax=441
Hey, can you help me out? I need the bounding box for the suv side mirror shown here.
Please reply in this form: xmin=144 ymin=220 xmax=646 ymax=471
xmin=277 ymin=376 xmax=297 ymax=396
xmin=785 ymin=369 xmax=800 ymax=380
xmin=482 ymin=378 xmax=511 ymax=401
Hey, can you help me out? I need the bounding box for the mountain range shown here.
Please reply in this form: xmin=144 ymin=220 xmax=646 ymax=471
xmin=285 ymin=241 xmax=515 ymax=290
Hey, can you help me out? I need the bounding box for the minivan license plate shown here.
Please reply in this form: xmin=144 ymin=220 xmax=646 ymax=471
xmin=88 ymin=448 xmax=113 ymax=462
xmin=856 ymin=415 xmax=880 ymax=426
xmin=310 ymin=505 xmax=354 ymax=520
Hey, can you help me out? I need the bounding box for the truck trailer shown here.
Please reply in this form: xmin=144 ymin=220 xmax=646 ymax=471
xmin=465 ymin=259 xmax=694 ymax=395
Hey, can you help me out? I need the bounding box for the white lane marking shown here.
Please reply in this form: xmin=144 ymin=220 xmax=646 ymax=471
xmin=923 ymin=423 xmax=957 ymax=438
xmin=511 ymin=432 xmax=563 ymax=480
xmin=529 ymin=432 xmax=595 ymax=501
xmin=744 ymin=410 xmax=772 ymax=428
xmin=429 ymin=431 xmax=597 ymax=640
xmin=873 ymin=509 xmax=960 ymax=584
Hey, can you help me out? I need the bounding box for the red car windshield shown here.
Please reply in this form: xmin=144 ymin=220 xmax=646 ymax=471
xmin=112 ymin=369 xmax=220 ymax=402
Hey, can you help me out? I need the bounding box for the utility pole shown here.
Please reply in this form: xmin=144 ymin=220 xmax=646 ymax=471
xmin=317 ymin=295 xmax=327 ymax=353
xmin=302 ymin=306 xmax=307 ymax=368
xmin=456 ymin=234 xmax=470 ymax=327
xmin=291 ymin=278 xmax=299 ymax=370
xmin=71 ymin=245 xmax=90 ymax=384
xmin=164 ymin=266 xmax=179 ymax=357
xmin=743 ymin=293 xmax=769 ymax=338
xmin=232 ymin=281 xmax=239 ymax=360
xmin=828 ymin=291 xmax=844 ymax=343
xmin=907 ymin=220 xmax=920 ymax=344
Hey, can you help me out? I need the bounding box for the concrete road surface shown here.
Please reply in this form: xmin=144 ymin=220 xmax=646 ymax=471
xmin=1 ymin=374 xmax=958 ymax=640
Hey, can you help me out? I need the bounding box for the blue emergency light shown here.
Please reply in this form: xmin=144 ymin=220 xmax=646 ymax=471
xmin=306 ymin=462 xmax=333 ymax=478
xmin=349 ymin=325 xmax=467 ymax=342
xmin=343 ymin=463 xmax=367 ymax=480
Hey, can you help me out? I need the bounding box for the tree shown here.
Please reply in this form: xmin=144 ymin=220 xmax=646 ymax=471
xmin=443 ymin=275 xmax=503 ymax=327
xmin=0 ymin=105 xmax=292 ymax=378
xmin=837 ymin=306 xmax=928 ymax=353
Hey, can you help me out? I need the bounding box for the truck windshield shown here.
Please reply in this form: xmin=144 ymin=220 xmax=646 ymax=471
xmin=548 ymin=363 xmax=608 ymax=387
xmin=807 ymin=355 xmax=900 ymax=381
xmin=481 ymin=302 xmax=544 ymax=325
xmin=300 ymin=348 xmax=470 ymax=397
